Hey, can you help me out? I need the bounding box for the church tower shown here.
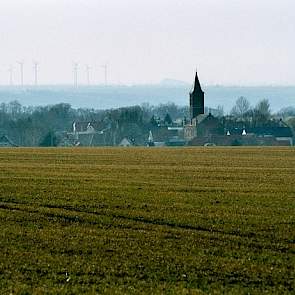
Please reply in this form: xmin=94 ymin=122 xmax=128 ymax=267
xmin=189 ymin=71 xmax=204 ymax=120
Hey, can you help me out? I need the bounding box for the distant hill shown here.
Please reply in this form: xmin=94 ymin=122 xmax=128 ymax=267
xmin=0 ymin=85 xmax=294 ymax=112
xmin=160 ymin=79 xmax=191 ymax=87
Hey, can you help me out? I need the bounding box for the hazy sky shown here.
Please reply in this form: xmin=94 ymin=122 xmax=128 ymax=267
xmin=0 ymin=0 xmax=294 ymax=85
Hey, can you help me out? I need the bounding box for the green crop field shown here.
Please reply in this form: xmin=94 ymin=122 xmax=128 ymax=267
xmin=0 ymin=147 xmax=294 ymax=294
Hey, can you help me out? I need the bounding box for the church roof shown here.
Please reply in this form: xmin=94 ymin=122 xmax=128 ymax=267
xmin=196 ymin=114 xmax=210 ymax=124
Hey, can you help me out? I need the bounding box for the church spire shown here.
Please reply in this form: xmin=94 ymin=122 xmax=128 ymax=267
xmin=189 ymin=70 xmax=205 ymax=119
xmin=192 ymin=70 xmax=203 ymax=93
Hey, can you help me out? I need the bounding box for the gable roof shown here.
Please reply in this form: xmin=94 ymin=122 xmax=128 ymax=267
xmin=73 ymin=121 xmax=108 ymax=133
xmin=0 ymin=135 xmax=18 ymax=147
xmin=250 ymin=127 xmax=293 ymax=137
xmin=197 ymin=113 xmax=219 ymax=125
xmin=119 ymin=138 xmax=133 ymax=146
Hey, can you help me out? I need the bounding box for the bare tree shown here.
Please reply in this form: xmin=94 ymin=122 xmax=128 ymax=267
xmin=255 ymin=99 xmax=271 ymax=118
xmin=277 ymin=106 xmax=295 ymax=119
xmin=253 ymin=99 xmax=271 ymax=126
xmin=230 ymin=96 xmax=251 ymax=119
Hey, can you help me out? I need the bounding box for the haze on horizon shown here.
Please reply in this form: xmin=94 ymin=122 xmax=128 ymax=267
xmin=0 ymin=0 xmax=294 ymax=86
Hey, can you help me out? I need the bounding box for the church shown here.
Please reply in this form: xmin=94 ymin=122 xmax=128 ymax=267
xmin=186 ymin=71 xmax=293 ymax=146
xmin=189 ymin=71 xmax=205 ymax=120
xmin=184 ymin=71 xmax=212 ymax=141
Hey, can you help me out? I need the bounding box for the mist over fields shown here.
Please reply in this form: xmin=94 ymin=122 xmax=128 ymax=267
xmin=0 ymin=84 xmax=294 ymax=112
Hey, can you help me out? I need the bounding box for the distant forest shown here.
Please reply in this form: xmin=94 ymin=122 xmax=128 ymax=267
xmin=0 ymin=98 xmax=294 ymax=146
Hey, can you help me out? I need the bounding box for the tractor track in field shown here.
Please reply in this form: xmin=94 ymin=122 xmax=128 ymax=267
xmin=0 ymin=200 xmax=292 ymax=254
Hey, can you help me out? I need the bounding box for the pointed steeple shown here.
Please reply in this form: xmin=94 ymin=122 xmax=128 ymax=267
xmin=189 ymin=70 xmax=205 ymax=119
xmin=192 ymin=70 xmax=203 ymax=93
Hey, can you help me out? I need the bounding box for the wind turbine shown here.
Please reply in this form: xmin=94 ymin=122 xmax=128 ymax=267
xmin=17 ymin=61 xmax=24 ymax=86
xmin=86 ymin=65 xmax=91 ymax=86
xmin=8 ymin=65 xmax=14 ymax=86
xmin=33 ymin=61 xmax=39 ymax=86
xmin=101 ymin=63 xmax=108 ymax=85
xmin=73 ymin=62 xmax=78 ymax=87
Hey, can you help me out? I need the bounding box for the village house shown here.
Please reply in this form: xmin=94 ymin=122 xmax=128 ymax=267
xmin=119 ymin=138 xmax=133 ymax=147
xmin=0 ymin=135 xmax=18 ymax=147
xmin=66 ymin=121 xmax=110 ymax=146
xmin=145 ymin=70 xmax=294 ymax=147
xmin=59 ymin=71 xmax=293 ymax=148
xmin=182 ymin=71 xmax=294 ymax=146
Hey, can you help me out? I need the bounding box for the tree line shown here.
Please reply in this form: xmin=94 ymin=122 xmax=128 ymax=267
xmin=0 ymin=99 xmax=294 ymax=146
xmin=228 ymin=97 xmax=295 ymax=129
